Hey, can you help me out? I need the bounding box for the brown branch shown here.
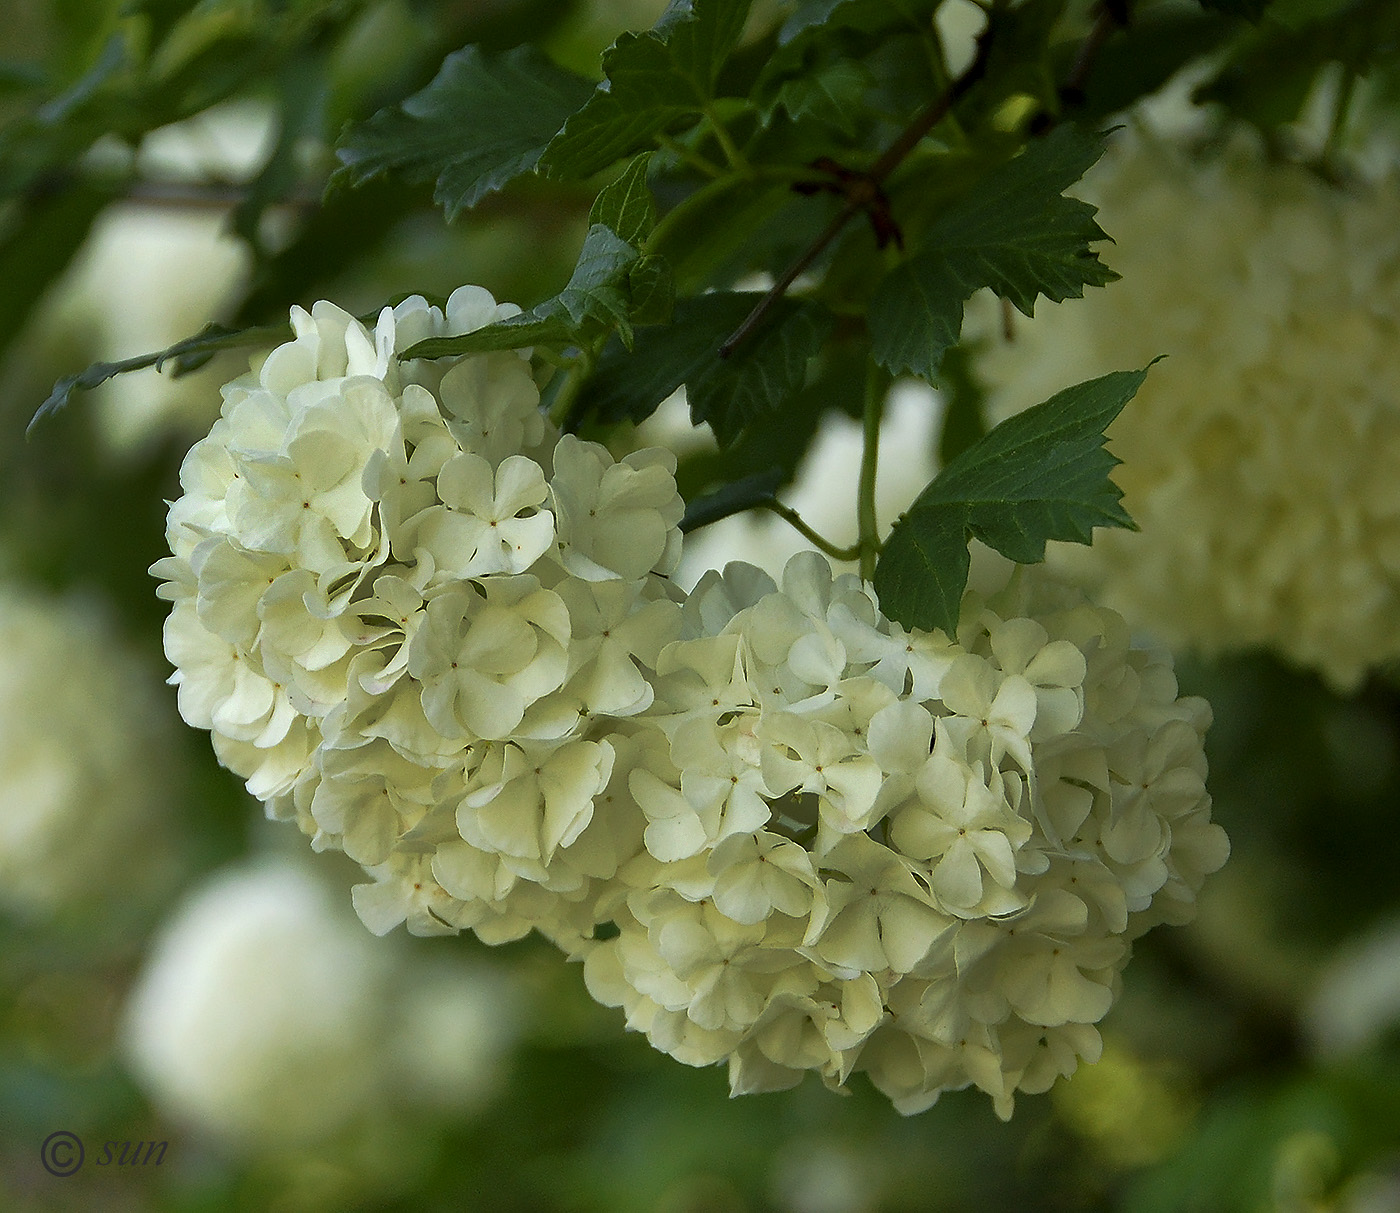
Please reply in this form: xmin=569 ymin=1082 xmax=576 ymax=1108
xmin=719 ymin=0 xmax=1132 ymax=361
xmin=1058 ymin=0 xmax=1131 ymax=110
xmin=716 ymin=26 xmax=995 ymax=360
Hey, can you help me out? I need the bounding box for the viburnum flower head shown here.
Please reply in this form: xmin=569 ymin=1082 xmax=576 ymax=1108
xmin=585 ymin=550 xmax=1227 ymax=1117
xmin=152 ymin=282 xmax=1225 ymax=1118
xmin=972 ymin=123 xmax=1400 ymax=689
xmin=153 ymin=285 xmax=685 ymax=952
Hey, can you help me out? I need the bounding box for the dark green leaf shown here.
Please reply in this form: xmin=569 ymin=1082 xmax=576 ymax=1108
xmin=31 ymin=322 xmax=290 ymax=434
xmin=403 ymin=224 xmax=644 ymax=358
xmin=540 ymin=0 xmax=752 ymax=180
xmin=649 ymin=177 xmax=797 ymax=293
xmin=333 ymin=44 xmax=595 ymax=219
xmin=874 ymin=366 xmax=1150 ymax=635
xmin=232 ymin=50 xmax=327 ymax=253
xmin=574 ymin=292 xmax=833 ymax=444
xmin=778 ymin=0 xmax=939 ymax=45
xmin=680 ymin=468 xmax=784 ymax=532
xmin=936 ymin=343 xmax=990 ymax=467
xmin=589 ymin=153 xmax=657 ymax=247
xmin=768 ymin=60 xmax=872 ymax=136
xmin=1198 ymin=0 xmax=1272 ymax=18
xmin=656 ymin=0 xmax=753 ymax=90
xmin=551 ymin=225 xmax=639 ymax=333
xmin=626 ymin=254 xmax=676 ymax=326
xmin=757 ymin=0 xmax=937 ymax=127
xmin=869 ymin=124 xmax=1117 ymax=380
xmin=675 ymin=341 xmax=866 ymax=505
xmin=1194 ymin=0 xmax=1399 ymax=130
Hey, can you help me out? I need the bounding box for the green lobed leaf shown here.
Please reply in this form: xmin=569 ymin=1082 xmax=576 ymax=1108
xmin=868 ymin=124 xmax=1117 ymax=381
xmin=675 ymin=342 xmax=866 ymax=509
xmin=626 ymin=254 xmax=676 ymax=326
xmin=333 ymin=44 xmax=595 ymax=220
xmin=1193 ymin=0 xmax=1399 ymax=130
xmin=768 ymin=60 xmax=872 ymax=136
xmin=402 ymin=224 xmax=647 ymax=358
xmin=757 ymin=0 xmax=937 ymax=128
xmin=540 ymin=0 xmax=752 ymax=180
xmin=550 ymin=224 xmax=640 ymax=335
xmin=1198 ymin=0 xmax=1273 ymax=19
xmin=589 ymin=153 xmax=657 ymax=248
xmin=655 ymin=0 xmax=753 ymax=89
xmin=649 ymin=176 xmax=797 ymax=293
xmin=573 ymin=291 xmax=833 ymax=445
xmin=777 ymin=0 xmax=940 ymax=45
xmin=873 ymin=366 xmax=1151 ymax=635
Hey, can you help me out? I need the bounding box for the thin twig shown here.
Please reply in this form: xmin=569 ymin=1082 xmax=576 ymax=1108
xmin=717 ymin=25 xmax=995 ymax=359
xmin=761 ymin=501 xmax=861 ymax=562
xmin=1058 ymin=0 xmax=1131 ymax=109
xmin=719 ymin=0 xmax=1132 ymax=360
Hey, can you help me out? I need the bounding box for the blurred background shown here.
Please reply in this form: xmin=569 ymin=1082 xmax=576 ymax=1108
xmin=3 ymin=0 xmax=1400 ymax=1209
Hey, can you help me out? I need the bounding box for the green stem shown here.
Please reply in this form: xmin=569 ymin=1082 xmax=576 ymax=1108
xmin=704 ymin=103 xmax=752 ymax=176
xmin=857 ymin=362 xmax=889 ymax=581
xmin=655 ymin=132 xmax=725 ymax=179
xmin=546 ymin=347 xmax=597 ymax=427
xmin=645 ymin=172 xmax=737 ymax=255
xmin=761 ymin=501 xmax=861 ymax=562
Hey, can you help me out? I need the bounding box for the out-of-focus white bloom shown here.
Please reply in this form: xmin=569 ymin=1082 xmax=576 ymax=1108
xmin=0 ymin=586 xmax=175 ymax=916
xmin=123 ymin=861 xmax=389 ymax=1146
xmin=122 ymin=859 xmax=524 ymax=1146
xmin=585 ymin=549 xmax=1227 ymax=1117
xmin=1303 ymin=915 xmax=1400 ymax=1059
xmin=153 ymin=285 xmax=685 ymax=953
xmin=47 ymin=98 xmax=273 ymax=453
xmin=391 ymin=961 xmax=519 ymax=1112
xmin=972 ymin=125 xmax=1400 ymax=690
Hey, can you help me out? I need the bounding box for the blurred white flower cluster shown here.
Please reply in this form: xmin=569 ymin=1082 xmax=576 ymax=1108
xmin=0 ymin=586 xmax=175 ymax=916
xmin=156 ymin=287 xmax=1226 ymax=1116
xmin=973 ymin=127 xmax=1400 ymax=690
xmin=124 ymin=859 xmax=517 ymax=1148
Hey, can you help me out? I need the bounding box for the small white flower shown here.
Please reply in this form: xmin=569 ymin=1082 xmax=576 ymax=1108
xmin=407 ymin=577 xmax=570 ymax=741
xmin=551 ymin=436 xmax=685 ymax=581
xmin=415 ymin=452 xmax=554 ymax=580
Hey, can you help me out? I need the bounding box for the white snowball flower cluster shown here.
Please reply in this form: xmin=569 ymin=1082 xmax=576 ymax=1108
xmin=972 ymin=126 xmax=1400 ymax=690
xmin=0 ymin=585 xmax=175 ymax=916
xmin=152 ymin=287 xmax=684 ymax=952
xmin=584 ymin=551 xmax=1228 ymax=1117
xmin=156 ymin=285 xmax=1226 ymax=1116
xmin=123 ymin=860 xmax=519 ymax=1147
